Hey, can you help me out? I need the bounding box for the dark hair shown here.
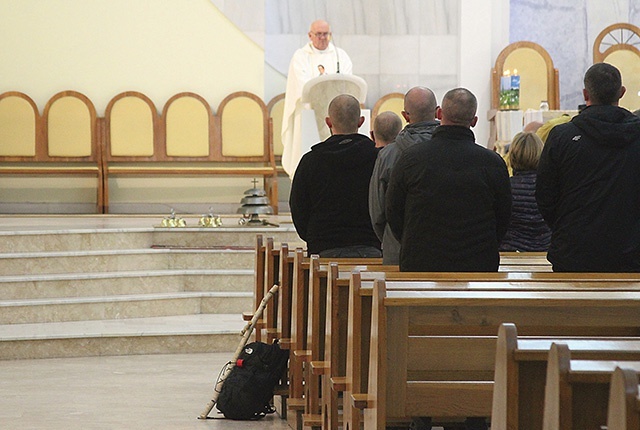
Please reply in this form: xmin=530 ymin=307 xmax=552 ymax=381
xmin=584 ymin=63 xmax=622 ymax=105
xmin=441 ymin=88 xmax=477 ymax=126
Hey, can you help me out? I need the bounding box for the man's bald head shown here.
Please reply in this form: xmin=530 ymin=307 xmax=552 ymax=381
xmin=372 ymin=111 xmax=402 ymax=147
xmin=403 ymin=87 xmax=437 ymax=123
xmin=326 ymin=94 xmax=363 ymax=135
xmin=438 ymin=88 xmax=478 ymax=127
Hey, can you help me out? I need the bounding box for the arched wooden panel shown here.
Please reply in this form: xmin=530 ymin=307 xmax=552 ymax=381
xmin=372 ymin=93 xmax=406 ymax=128
xmin=492 ymin=41 xmax=559 ymax=110
xmin=45 ymin=91 xmax=96 ymax=158
xmin=163 ymin=92 xmax=212 ymax=158
xmin=105 ymin=92 xmax=158 ymax=159
xmin=218 ymin=91 xmax=268 ymax=160
xmin=268 ymin=93 xmax=285 ymax=158
xmin=593 ymin=23 xmax=640 ymax=111
xmin=0 ymin=92 xmax=38 ymax=157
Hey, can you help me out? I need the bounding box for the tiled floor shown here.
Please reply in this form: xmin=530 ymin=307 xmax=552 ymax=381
xmin=0 ymin=352 xmax=291 ymax=430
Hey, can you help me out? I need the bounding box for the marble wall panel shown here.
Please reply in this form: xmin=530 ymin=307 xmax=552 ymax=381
xmin=419 ymin=35 xmax=458 ymax=76
xmin=379 ymin=35 xmax=421 ymax=74
xmin=510 ymin=0 xmax=589 ymax=110
xmin=632 ymin=1 xmax=640 ymax=23
xmin=342 ymin=35 xmax=381 ymax=74
xmin=420 ymin=0 xmax=459 ymax=35
xmin=419 ymin=74 xmax=460 ymax=104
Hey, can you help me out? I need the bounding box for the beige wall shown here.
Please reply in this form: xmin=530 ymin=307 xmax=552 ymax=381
xmin=0 ymin=0 xmax=264 ymax=115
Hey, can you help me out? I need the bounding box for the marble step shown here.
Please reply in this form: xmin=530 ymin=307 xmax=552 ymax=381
xmin=0 ymin=292 xmax=253 ymax=324
xmin=0 ymin=269 xmax=254 ymax=300
xmin=0 ymin=227 xmax=302 ymax=252
xmin=0 ymin=314 xmax=248 ymax=360
xmin=0 ymin=248 xmax=254 ymax=276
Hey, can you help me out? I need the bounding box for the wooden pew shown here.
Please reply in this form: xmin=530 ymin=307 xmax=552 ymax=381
xmin=607 ymin=367 xmax=640 ymax=430
xmin=337 ymin=270 xmax=640 ymax=430
xmin=242 ymin=234 xmax=266 ymax=341
xmin=358 ymin=280 xmax=640 ymax=430
xmin=284 ymin=255 xmax=386 ymax=430
xmin=542 ymin=343 xmax=640 ymax=430
xmin=492 ymin=323 xmax=640 ymax=430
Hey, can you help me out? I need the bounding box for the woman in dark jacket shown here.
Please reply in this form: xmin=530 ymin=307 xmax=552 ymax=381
xmin=500 ymin=132 xmax=551 ymax=252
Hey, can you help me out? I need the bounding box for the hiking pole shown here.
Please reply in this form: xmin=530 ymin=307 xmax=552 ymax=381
xmin=198 ymin=284 xmax=279 ymax=420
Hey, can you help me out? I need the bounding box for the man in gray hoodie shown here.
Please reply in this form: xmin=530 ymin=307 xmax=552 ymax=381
xmin=368 ymin=86 xmax=439 ymax=264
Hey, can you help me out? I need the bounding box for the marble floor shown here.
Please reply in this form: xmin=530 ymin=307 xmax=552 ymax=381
xmin=0 ymin=352 xmax=290 ymax=430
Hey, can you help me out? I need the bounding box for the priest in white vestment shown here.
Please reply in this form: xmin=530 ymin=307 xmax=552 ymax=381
xmin=281 ymin=19 xmax=353 ymax=177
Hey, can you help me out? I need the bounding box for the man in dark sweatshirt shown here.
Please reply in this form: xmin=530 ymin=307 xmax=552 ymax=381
xmin=536 ymin=63 xmax=640 ymax=272
xmin=289 ymin=94 xmax=381 ymax=257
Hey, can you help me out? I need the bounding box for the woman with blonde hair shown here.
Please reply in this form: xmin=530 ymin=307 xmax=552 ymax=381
xmin=500 ymin=132 xmax=551 ymax=251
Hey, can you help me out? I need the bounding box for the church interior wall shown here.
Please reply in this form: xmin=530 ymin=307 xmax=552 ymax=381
xmin=0 ymin=0 xmax=638 ymax=213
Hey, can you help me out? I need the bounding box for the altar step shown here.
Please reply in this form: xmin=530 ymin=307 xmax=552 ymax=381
xmin=0 ymin=314 xmax=246 ymax=360
xmin=0 ymin=291 xmax=252 ymax=324
xmin=0 ymin=217 xmax=302 ymax=360
xmin=0 ymin=269 xmax=254 ymax=300
xmin=0 ymin=248 xmax=255 ymax=275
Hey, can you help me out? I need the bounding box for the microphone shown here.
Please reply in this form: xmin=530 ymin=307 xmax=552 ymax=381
xmin=331 ymin=35 xmax=340 ymax=73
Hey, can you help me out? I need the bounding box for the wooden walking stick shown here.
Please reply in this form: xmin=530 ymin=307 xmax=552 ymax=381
xmin=198 ymin=284 xmax=280 ymax=420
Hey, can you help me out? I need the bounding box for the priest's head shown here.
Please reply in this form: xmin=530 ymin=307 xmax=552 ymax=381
xmin=308 ymin=20 xmax=331 ymax=51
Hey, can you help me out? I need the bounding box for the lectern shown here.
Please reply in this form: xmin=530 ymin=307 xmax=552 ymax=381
xmin=284 ymin=74 xmax=368 ymax=176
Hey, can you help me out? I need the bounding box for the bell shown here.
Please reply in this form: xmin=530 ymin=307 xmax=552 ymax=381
xmin=199 ymin=207 xmax=223 ymax=228
xmin=160 ymin=208 xmax=187 ymax=228
xmin=237 ymin=181 xmax=274 ymax=226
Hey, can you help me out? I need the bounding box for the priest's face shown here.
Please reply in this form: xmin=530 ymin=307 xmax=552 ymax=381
xmin=308 ymin=20 xmax=331 ymax=51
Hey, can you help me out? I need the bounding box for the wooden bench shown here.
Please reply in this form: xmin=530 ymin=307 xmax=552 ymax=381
xmin=285 ymin=255 xmax=386 ymax=430
xmin=607 ymin=367 xmax=640 ymax=430
xmin=543 ymin=343 xmax=640 ymax=430
xmin=321 ymin=269 xmax=640 ymax=430
xmin=0 ymin=91 xmax=103 ymax=213
xmin=103 ymin=91 xmax=278 ymax=213
xmin=356 ymin=280 xmax=640 ymax=429
xmin=492 ymin=323 xmax=640 ymax=430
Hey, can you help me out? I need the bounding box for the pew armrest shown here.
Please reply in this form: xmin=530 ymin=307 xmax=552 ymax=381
xmin=351 ymin=393 xmax=374 ymax=410
xmin=310 ymin=360 xmax=328 ymax=375
xmin=331 ymin=376 xmax=347 ymax=392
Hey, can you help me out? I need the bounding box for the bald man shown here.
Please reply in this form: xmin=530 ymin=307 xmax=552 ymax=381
xmin=386 ymin=88 xmax=511 ymax=273
xmin=368 ymin=87 xmax=440 ymax=264
xmin=289 ymin=94 xmax=381 ymax=258
xmin=281 ymin=20 xmax=353 ymax=177
xmin=371 ymin=111 xmax=402 ymax=148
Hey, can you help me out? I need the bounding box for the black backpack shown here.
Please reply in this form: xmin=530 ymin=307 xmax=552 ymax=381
xmin=216 ymin=341 xmax=289 ymax=420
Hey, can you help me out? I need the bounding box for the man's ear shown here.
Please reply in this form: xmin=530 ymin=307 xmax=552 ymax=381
xmin=620 ymin=85 xmax=627 ymax=99
xmin=358 ymin=116 xmax=365 ymax=128
xmin=401 ymin=110 xmax=410 ymax=123
xmin=325 ymin=117 xmax=332 ymax=129
xmin=583 ymin=88 xmax=590 ymax=104
xmin=470 ymin=116 xmax=478 ymax=128
xmin=436 ymin=107 xmax=443 ymax=121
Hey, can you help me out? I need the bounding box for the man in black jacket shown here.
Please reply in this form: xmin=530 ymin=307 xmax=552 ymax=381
xmin=386 ymin=88 xmax=511 ymax=273
xmin=536 ymin=62 xmax=640 ymax=272
xmin=289 ymin=94 xmax=381 ymax=257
